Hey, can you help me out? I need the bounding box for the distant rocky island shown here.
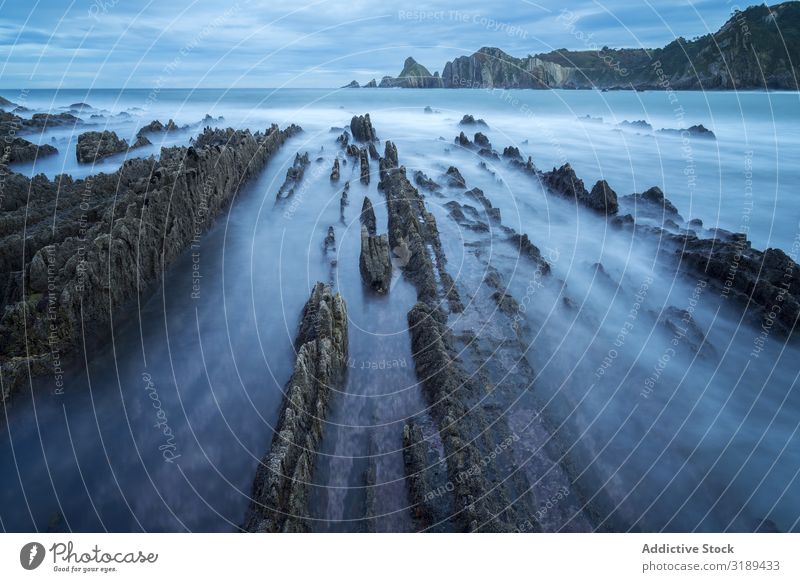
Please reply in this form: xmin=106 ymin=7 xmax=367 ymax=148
xmin=343 ymin=2 xmax=800 ymax=90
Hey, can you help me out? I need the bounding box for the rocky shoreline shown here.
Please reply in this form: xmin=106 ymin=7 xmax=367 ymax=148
xmin=244 ymin=282 xmax=348 ymax=532
xmin=0 ymin=123 xmax=301 ymax=404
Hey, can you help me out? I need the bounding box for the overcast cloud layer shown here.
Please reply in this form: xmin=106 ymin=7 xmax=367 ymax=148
xmin=0 ymin=0 xmax=743 ymax=88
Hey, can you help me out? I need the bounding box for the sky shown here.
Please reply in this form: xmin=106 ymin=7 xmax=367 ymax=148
xmin=0 ymin=0 xmax=749 ymax=88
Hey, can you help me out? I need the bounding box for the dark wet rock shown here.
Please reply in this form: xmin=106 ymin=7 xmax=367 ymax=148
xmin=459 ymin=114 xmax=488 ymax=127
xmin=275 ymin=151 xmax=310 ymax=200
xmin=136 ymin=119 xmax=165 ymax=137
xmin=402 ymin=422 xmax=450 ymax=531
xmin=24 ymin=112 xmax=82 ymax=130
xmin=502 ymin=146 xmax=523 ymax=160
xmin=657 ymin=124 xmax=716 ymax=139
xmin=676 ymin=236 xmax=800 ymax=335
xmin=622 ymin=186 xmax=682 ymax=222
xmin=423 ymin=106 xmax=434 ymax=114
xmin=345 ymin=143 xmax=360 ymax=158
xmin=342 ymin=80 xmax=360 ymax=88
xmin=509 ymin=233 xmax=551 ymax=274
xmin=0 ymin=124 xmax=301 ymax=403
xmin=508 ymin=154 xmax=537 ymax=174
xmin=407 ymin=301 xmax=523 ymax=531
xmin=478 ymin=147 xmax=499 ymax=160
xmin=323 ymin=226 xmax=336 ymax=252
xmin=360 ymin=196 xmax=377 ymax=236
xmin=445 ymin=166 xmax=465 ymax=188
xmin=360 ymin=227 xmax=392 ymax=293
xmin=464 ymin=187 xmax=500 ymax=223
xmin=364 ymin=78 xmax=378 ymax=88
xmin=619 ymin=119 xmax=652 ymax=131
xmin=339 ymin=182 xmax=349 ymax=223
xmin=2 ymin=137 xmax=58 ymax=163
xmin=491 ymin=289 xmax=520 ymax=316
xmin=336 ymin=131 xmax=349 ymax=148
xmin=542 ymin=163 xmax=587 ymax=200
xmin=383 ymin=140 xmax=398 ymax=167
xmin=483 ymin=266 xmax=504 ymax=290
xmin=75 ymin=130 xmax=129 ymax=163
xmin=444 ymin=201 xmax=489 ymax=232
xmin=543 ymin=163 xmax=619 ymax=215
xmin=688 ymin=218 xmax=703 ymax=229
xmin=244 ymin=282 xmax=348 ymax=532
xmin=611 ymin=213 xmax=635 ymax=228
xmin=414 ymin=170 xmax=441 ymax=193
xmin=131 ymin=135 xmax=151 ymax=149
xmin=586 ymin=179 xmax=619 ymax=215
xmin=68 ymin=102 xmax=92 ymax=110
xmin=658 ymin=305 xmax=713 ymax=355
xmin=473 ymin=132 xmax=490 ymax=148
xmin=330 ymin=158 xmax=340 ymax=181
xmin=359 ymin=147 xmax=370 ymax=185
xmin=378 ymin=141 xmax=401 ymax=187
xmin=454 ymin=131 xmax=473 ymax=148
xmin=368 ymin=142 xmax=380 ymax=160
xmin=382 ymin=148 xmax=462 ymax=312
xmin=350 ymin=113 xmax=377 ymax=143
xmin=0 ymin=95 xmax=18 ymax=109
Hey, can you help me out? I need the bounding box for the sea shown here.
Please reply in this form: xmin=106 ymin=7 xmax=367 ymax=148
xmin=1 ymin=87 xmax=798 ymax=532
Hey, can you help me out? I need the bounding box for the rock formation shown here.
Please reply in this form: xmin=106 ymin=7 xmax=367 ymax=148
xmin=244 ymin=282 xmax=348 ymax=532
xmin=275 ymin=152 xmax=310 ymax=200
xmin=329 ymin=158 xmax=340 ymax=181
xmin=350 ymin=114 xmax=376 ymax=143
xmin=377 ymin=57 xmax=443 ymax=89
xmin=0 ymin=124 xmax=301 ymax=404
xmin=359 ymin=147 xmax=370 ymax=185
xmin=359 ymin=227 xmax=392 ymax=293
xmin=75 ymin=130 xmax=131 ymax=162
xmin=360 ymin=196 xmax=377 ymax=236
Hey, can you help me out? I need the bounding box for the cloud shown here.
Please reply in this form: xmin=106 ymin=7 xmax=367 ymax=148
xmin=0 ymin=0 xmax=741 ymax=88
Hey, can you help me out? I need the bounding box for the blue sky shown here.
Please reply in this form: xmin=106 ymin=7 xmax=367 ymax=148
xmin=0 ymin=0 xmax=747 ymax=88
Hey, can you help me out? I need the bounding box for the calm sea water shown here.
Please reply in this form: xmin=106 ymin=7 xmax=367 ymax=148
xmin=1 ymin=88 xmax=799 ymax=532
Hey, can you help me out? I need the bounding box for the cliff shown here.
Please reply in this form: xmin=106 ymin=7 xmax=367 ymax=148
xmin=356 ymin=2 xmax=800 ymax=90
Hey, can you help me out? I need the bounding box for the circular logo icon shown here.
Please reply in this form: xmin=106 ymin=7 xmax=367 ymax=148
xmin=19 ymin=542 xmax=46 ymax=570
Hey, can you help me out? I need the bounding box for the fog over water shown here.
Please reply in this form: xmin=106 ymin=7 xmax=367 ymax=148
xmin=1 ymin=88 xmax=798 ymax=532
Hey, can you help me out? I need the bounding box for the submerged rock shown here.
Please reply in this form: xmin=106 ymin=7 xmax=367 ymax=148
xmin=445 ymin=165 xmax=466 ymax=188
xmin=509 ymin=233 xmax=551 ymax=274
xmin=459 ymin=114 xmax=488 ymax=127
xmin=414 ymin=170 xmax=441 ymax=192
xmin=657 ymin=124 xmax=716 ymax=139
xmin=330 ymin=157 xmax=340 ymax=181
xmin=244 ymin=282 xmax=348 ymax=532
xmin=275 ymin=152 xmax=310 ymax=200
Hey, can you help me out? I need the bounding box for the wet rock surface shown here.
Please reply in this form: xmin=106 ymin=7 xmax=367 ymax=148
xmin=244 ymin=282 xmax=348 ymax=532
xmin=350 ymin=113 xmax=377 ymax=143
xmin=360 ymin=196 xmax=377 ymax=235
xmin=275 ymin=151 xmax=310 ymax=200
xmin=359 ymin=227 xmax=392 ymax=293
xmin=75 ymin=130 xmax=135 ymax=163
xmin=0 ymin=123 xmax=301 ymax=403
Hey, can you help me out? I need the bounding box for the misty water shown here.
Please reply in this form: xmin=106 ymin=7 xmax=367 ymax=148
xmin=1 ymin=88 xmax=798 ymax=532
